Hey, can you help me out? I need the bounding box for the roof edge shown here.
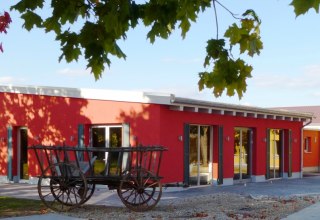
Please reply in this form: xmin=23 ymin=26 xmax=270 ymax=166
xmin=171 ymin=97 xmax=313 ymax=119
xmin=0 ymin=84 xmax=174 ymax=105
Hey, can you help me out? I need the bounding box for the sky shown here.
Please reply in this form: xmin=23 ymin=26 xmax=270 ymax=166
xmin=1 ymin=0 xmax=320 ymax=108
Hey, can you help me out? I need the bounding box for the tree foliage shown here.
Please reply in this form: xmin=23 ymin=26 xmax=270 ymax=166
xmin=9 ymin=0 xmax=320 ymax=98
xmin=0 ymin=11 xmax=12 ymax=52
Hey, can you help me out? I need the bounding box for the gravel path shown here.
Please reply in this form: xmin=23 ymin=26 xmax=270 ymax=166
xmin=64 ymin=192 xmax=320 ymax=220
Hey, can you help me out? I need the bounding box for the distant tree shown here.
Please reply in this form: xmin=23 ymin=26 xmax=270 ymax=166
xmin=0 ymin=11 xmax=12 ymax=52
xmin=9 ymin=0 xmax=318 ymax=98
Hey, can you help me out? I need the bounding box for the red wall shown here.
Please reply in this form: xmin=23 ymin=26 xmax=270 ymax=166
xmin=158 ymin=106 xmax=302 ymax=182
xmin=0 ymin=92 xmax=162 ymax=177
xmin=303 ymin=130 xmax=320 ymax=168
xmin=0 ymin=92 xmax=304 ymax=183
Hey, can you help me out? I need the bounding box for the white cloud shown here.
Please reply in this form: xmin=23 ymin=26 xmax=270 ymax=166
xmin=253 ymin=65 xmax=320 ymax=89
xmin=57 ymin=68 xmax=91 ymax=77
xmin=304 ymin=65 xmax=320 ymax=76
xmin=0 ymin=76 xmax=26 ymax=84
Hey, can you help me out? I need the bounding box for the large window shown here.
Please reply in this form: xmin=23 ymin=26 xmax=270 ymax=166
xmin=91 ymin=125 xmax=123 ymax=175
xmin=189 ymin=125 xmax=212 ymax=185
xmin=268 ymin=129 xmax=282 ymax=179
xmin=234 ymin=128 xmax=252 ymax=181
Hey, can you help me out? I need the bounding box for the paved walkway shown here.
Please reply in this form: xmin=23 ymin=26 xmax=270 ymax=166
xmin=2 ymin=176 xmax=320 ymax=219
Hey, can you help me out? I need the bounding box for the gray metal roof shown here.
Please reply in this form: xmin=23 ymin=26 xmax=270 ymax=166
xmin=170 ymin=97 xmax=313 ymax=122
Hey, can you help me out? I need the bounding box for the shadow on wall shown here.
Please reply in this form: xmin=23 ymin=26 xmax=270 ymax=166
xmin=116 ymin=104 xmax=155 ymax=147
xmin=0 ymin=86 xmax=91 ymax=177
xmin=116 ymin=104 xmax=176 ymax=183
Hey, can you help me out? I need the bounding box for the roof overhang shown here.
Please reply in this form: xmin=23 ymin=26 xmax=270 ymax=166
xmin=169 ymin=97 xmax=313 ymax=122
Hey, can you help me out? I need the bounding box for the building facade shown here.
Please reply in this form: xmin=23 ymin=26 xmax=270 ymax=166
xmin=275 ymin=106 xmax=320 ymax=173
xmin=0 ymin=85 xmax=313 ymax=185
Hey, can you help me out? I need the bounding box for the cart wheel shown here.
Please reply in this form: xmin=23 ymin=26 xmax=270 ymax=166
xmin=79 ymin=183 xmax=95 ymax=204
xmin=38 ymin=162 xmax=87 ymax=212
xmin=118 ymin=168 xmax=162 ymax=212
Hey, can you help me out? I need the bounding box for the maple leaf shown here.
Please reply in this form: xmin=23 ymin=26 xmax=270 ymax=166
xmin=0 ymin=11 xmax=12 ymax=53
xmin=0 ymin=11 xmax=12 ymax=33
xmin=290 ymin=0 xmax=320 ymax=16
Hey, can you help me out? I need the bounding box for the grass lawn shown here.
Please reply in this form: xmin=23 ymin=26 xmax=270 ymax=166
xmin=0 ymin=197 xmax=49 ymax=218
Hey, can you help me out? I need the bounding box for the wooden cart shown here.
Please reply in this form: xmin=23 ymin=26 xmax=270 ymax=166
xmin=29 ymin=145 xmax=167 ymax=212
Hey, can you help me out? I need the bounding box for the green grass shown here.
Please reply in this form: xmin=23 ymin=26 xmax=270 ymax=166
xmin=0 ymin=197 xmax=48 ymax=218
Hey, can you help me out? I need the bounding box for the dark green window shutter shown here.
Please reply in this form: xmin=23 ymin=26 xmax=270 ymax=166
xmin=183 ymin=124 xmax=190 ymax=186
xmin=78 ymin=124 xmax=84 ymax=148
xmin=7 ymin=126 xmax=13 ymax=181
xmin=122 ymin=123 xmax=130 ymax=147
xmin=122 ymin=123 xmax=130 ymax=171
xmin=266 ymin=129 xmax=270 ymax=179
xmin=280 ymin=130 xmax=284 ymax=178
xmin=248 ymin=129 xmax=253 ymax=177
xmin=218 ymin=126 xmax=223 ymax=185
xmin=77 ymin=124 xmax=84 ymax=160
xmin=288 ymin=129 xmax=292 ymax=177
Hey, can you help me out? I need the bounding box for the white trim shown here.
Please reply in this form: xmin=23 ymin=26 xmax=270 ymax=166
xmin=0 ymin=175 xmax=9 ymax=183
xmin=304 ymin=126 xmax=320 ymax=131
xmin=251 ymin=175 xmax=266 ymax=182
xmin=290 ymin=172 xmax=301 ymax=179
xmin=303 ymin=167 xmax=319 ymax=172
xmin=28 ymin=176 xmax=39 ymax=184
xmin=0 ymin=84 xmax=174 ymax=105
xmin=12 ymin=176 xmax=19 ymax=183
xmin=221 ymin=178 xmax=233 ymax=186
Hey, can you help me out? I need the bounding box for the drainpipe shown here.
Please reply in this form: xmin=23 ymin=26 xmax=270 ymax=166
xmin=300 ymin=117 xmax=313 ymax=178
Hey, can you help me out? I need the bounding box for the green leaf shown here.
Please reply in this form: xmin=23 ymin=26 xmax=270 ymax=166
xmin=21 ymin=11 xmax=43 ymax=31
xmin=56 ymin=32 xmax=81 ymax=63
xmin=290 ymin=0 xmax=320 ymax=16
xmin=224 ymin=24 xmax=245 ymax=45
xmin=205 ymin=39 xmax=226 ymax=61
xmin=11 ymin=0 xmax=44 ymax=13
xmin=198 ymin=56 xmax=253 ymax=99
xmin=87 ymin=56 xmax=106 ymax=80
xmin=43 ymin=17 xmax=61 ymax=34
xmin=224 ymin=10 xmax=263 ymax=58
xmin=242 ymin=9 xmax=261 ymax=24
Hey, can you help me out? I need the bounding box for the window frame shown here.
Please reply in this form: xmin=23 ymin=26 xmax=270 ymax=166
xmin=304 ymin=136 xmax=312 ymax=153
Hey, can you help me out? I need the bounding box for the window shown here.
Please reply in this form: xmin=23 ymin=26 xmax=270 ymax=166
xmin=304 ymin=137 xmax=312 ymax=153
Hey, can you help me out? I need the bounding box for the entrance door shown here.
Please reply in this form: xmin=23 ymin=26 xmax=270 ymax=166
xmin=17 ymin=127 xmax=28 ymax=180
xmin=268 ymin=129 xmax=282 ymax=179
xmin=189 ymin=125 xmax=212 ymax=185
xmin=234 ymin=128 xmax=251 ymax=180
xmin=91 ymin=126 xmax=122 ymax=175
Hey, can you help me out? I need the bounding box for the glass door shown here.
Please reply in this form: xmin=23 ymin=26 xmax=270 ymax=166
xmin=91 ymin=126 xmax=122 ymax=175
xmin=189 ymin=125 xmax=211 ymax=185
xmin=234 ymin=128 xmax=251 ymax=180
xmin=268 ymin=129 xmax=282 ymax=179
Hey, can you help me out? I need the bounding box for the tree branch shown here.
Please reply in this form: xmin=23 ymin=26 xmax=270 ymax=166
xmin=215 ymin=0 xmax=241 ymax=20
xmin=212 ymin=0 xmax=219 ymax=40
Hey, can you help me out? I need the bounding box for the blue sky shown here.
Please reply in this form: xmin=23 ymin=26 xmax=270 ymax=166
xmin=1 ymin=0 xmax=320 ymax=107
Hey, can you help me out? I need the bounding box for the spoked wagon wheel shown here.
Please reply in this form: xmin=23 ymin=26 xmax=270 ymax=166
xmin=38 ymin=162 xmax=88 ymax=212
xmin=79 ymin=183 xmax=95 ymax=204
xmin=117 ymin=168 xmax=162 ymax=212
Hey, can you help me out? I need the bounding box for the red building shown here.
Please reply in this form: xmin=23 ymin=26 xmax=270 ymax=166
xmin=274 ymin=106 xmax=320 ymax=173
xmin=0 ymin=85 xmax=313 ymax=185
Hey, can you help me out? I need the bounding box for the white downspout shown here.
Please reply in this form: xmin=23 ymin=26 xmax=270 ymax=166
xmin=301 ymin=117 xmax=313 ymax=178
